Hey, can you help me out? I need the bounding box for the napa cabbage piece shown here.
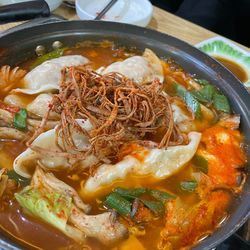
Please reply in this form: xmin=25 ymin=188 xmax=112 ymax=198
xmin=15 ymin=168 xmax=128 ymax=245
xmin=14 ymin=169 xmax=87 ymax=242
xmin=13 ymin=55 xmax=89 ymax=95
xmin=15 ymin=187 xmax=72 ymax=232
xmin=84 ymin=132 xmax=201 ymax=193
xmin=159 ymin=190 xmax=230 ymax=249
xmin=97 ymin=49 xmax=164 ymax=84
xmin=13 ymin=119 xmax=97 ymax=178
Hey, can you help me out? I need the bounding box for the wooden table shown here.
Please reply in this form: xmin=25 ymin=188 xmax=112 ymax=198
xmin=0 ymin=5 xmax=249 ymax=50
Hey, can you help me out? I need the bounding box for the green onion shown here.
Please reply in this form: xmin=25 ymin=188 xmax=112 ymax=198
xmin=195 ymin=79 xmax=210 ymax=86
xmin=213 ymin=94 xmax=231 ymax=113
xmin=192 ymin=155 xmax=208 ymax=174
xmin=114 ymin=187 xmax=147 ymax=200
xmin=148 ymin=189 xmax=176 ymax=202
xmin=13 ymin=108 xmax=28 ymax=130
xmin=176 ymin=80 xmax=231 ymax=115
xmin=7 ymin=170 xmax=30 ymax=186
xmin=175 ymin=83 xmax=202 ymax=119
xmin=104 ymin=192 xmax=131 ymax=216
xmin=104 ymin=187 xmax=176 ymax=218
xmin=191 ymin=85 xmax=217 ymax=103
xmin=185 ymin=92 xmax=202 ymax=119
xmin=31 ymin=48 xmax=66 ymax=69
xmin=140 ymin=199 xmax=165 ymax=216
xmin=175 ymin=83 xmax=186 ymax=99
xmin=114 ymin=187 xmax=175 ymax=203
xmin=180 ymin=180 xmax=198 ymax=192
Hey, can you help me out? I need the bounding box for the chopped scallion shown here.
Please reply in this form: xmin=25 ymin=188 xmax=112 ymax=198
xmin=192 ymin=155 xmax=208 ymax=174
xmin=148 ymin=189 xmax=176 ymax=202
xmin=13 ymin=108 xmax=28 ymax=130
xmin=175 ymin=83 xmax=202 ymax=119
xmin=195 ymin=79 xmax=210 ymax=86
xmin=213 ymin=94 xmax=231 ymax=113
xmin=114 ymin=187 xmax=147 ymax=200
xmin=140 ymin=199 xmax=165 ymax=216
xmin=104 ymin=192 xmax=131 ymax=216
xmin=180 ymin=180 xmax=198 ymax=192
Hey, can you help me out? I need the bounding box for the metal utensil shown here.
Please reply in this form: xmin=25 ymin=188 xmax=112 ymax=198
xmin=94 ymin=0 xmax=118 ymax=20
xmin=63 ymin=0 xmax=75 ymax=9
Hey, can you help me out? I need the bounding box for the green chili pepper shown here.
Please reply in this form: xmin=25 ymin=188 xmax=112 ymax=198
xmin=175 ymin=83 xmax=202 ymax=119
xmin=31 ymin=48 xmax=66 ymax=69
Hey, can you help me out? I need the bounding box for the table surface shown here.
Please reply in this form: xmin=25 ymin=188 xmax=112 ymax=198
xmin=0 ymin=5 xmax=249 ymax=51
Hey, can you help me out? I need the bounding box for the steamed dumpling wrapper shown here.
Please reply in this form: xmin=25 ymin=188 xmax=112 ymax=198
xmin=84 ymin=132 xmax=201 ymax=193
xmin=97 ymin=49 xmax=164 ymax=84
xmin=26 ymin=93 xmax=60 ymax=119
xmin=5 ymin=94 xmax=60 ymax=119
xmin=13 ymin=119 xmax=98 ymax=178
xmin=13 ymin=55 xmax=89 ymax=95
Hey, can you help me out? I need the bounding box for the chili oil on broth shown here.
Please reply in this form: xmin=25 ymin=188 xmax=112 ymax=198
xmin=0 ymin=41 xmax=242 ymax=250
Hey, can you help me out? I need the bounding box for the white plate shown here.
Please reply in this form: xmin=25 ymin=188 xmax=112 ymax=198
xmin=196 ymin=36 xmax=250 ymax=88
xmin=76 ymin=0 xmax=153 ymax=27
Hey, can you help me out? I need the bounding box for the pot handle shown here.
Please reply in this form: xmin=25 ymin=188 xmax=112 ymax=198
xmin=0 ymin=0 xmax=50 ymax=24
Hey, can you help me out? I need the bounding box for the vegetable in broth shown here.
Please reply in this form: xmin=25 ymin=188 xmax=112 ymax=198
xmin=0 ymin=41 xmax=247 ymax=250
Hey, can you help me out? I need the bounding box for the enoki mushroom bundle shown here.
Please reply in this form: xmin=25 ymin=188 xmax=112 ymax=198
xmin=29 ymin=66 xmax=185 ymax=160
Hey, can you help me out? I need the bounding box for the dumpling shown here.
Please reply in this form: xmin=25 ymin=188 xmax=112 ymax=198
xmin=14 ymin=128 xmax=65 ymax=178
xmin=26 ymin=93 xmax=59 ymax=119
xmin=84 ymin=132 xmax=201 ymax=193
xmin=4 ymin=94 xmax=27 ymax=108
xmin=5 ymin=94 xmax=59 ymax=119
xmin=13 ymin=119 xmax=97 ymax=178
xmin=171 ymin=103 xmax=190 ymax=124
xmin=97 ymin=49 xmax=164 ymax=84
xmin=13 ymin=55 xmax=89 ymax=95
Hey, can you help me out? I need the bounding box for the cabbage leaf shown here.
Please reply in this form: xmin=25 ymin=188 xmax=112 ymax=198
xmin=15 ymin=187 xmax=72 ymax=232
